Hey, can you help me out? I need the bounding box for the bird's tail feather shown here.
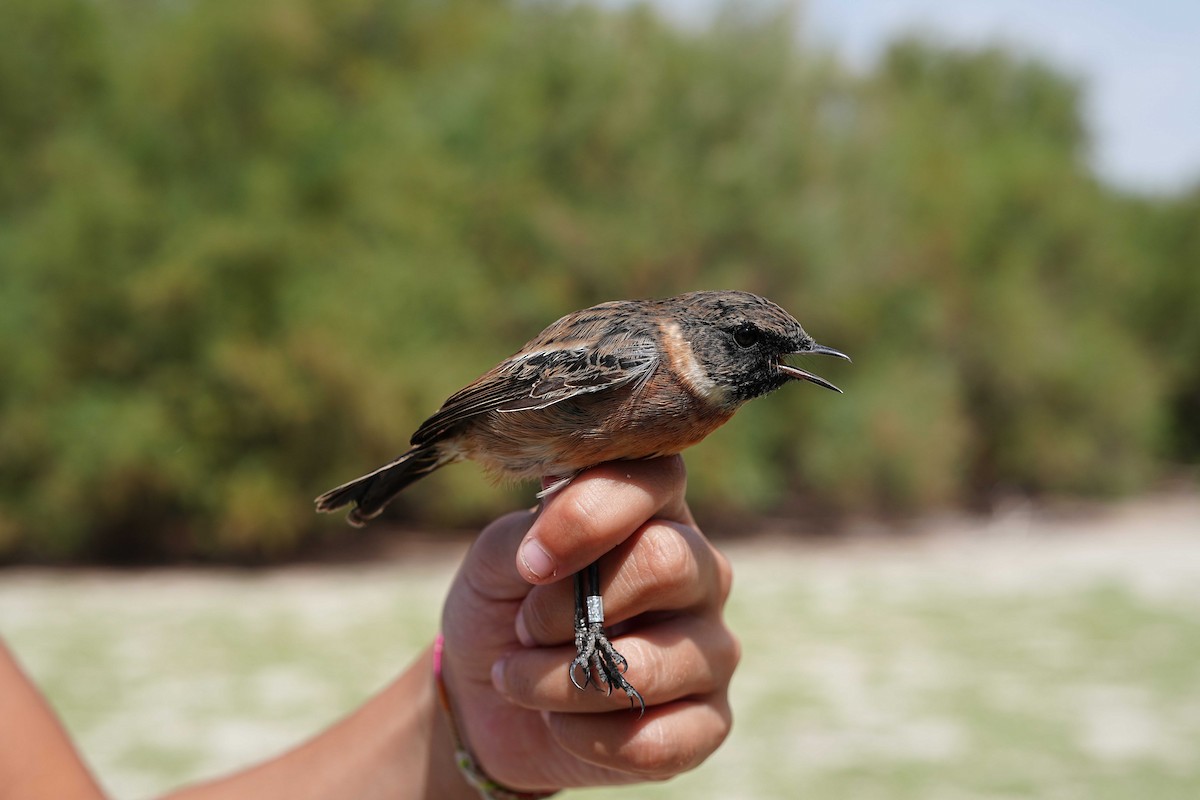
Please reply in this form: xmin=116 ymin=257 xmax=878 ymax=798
xmin=314 ymin=446 xmax=445 ymax=527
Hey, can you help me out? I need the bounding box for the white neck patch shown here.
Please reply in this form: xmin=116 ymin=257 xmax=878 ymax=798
xmin=662 ymin=322 xmax=732 ymax=406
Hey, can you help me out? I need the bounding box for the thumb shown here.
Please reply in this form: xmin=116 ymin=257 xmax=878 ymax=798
xmin=458 ymin=509 xmax=540 ymax=601
xmin=441 ymin=510 xmax=538 ymax=675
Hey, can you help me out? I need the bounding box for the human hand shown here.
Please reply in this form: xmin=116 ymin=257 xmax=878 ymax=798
xmin=439 ymin=456 xmax=739 ymax=793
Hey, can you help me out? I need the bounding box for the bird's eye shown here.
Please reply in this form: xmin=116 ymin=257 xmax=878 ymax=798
xmin=733 ymin=327 xmax=759 ymax=348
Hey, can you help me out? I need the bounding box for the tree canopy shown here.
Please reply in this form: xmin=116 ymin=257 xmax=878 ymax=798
xmin=1 ymin=0 xmax=1195 ymax=560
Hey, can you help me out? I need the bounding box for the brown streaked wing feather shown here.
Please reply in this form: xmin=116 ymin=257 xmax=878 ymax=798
xmin=409 ymin=338 xmax=658 ymax=445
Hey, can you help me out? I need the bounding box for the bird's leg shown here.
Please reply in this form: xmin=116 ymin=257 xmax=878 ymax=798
xmin=541 ymin=476 xmax=643 ymax=714
xmin=535 ymin=472 xmax=578 ymax=499
xmin=569 ymin=560 xmax=645 ymax=714
xmin=570 ymin=570 xmax=594 ymax=691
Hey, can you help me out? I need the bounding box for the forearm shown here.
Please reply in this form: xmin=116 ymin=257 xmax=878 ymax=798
xmin=163 ymin=645 xmax=476 ymax=800
xmin=0 ymin=643 xmax=107 ymax=800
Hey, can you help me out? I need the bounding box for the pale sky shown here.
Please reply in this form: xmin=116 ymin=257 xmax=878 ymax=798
xmin=600 ymin=0 xmax=1200 ymax=196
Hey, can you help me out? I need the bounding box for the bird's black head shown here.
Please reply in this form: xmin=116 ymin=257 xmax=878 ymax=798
xmin=666 ymin=290 xmax=850 ymax=407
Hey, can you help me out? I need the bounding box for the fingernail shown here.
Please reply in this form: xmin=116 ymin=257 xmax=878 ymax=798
xmin=491 ymin=657 xmax=507 ymax=694
xmin=514 ymin=607 xmax=535 ymax=647
xmin=519 ymin=538 xmax=556 ymax=581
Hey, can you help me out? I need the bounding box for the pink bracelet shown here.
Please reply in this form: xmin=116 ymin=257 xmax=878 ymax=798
xmin=433 ymin=634 xmax=559 ymax=800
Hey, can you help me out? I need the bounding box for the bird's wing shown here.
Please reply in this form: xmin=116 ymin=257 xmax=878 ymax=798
xmin=410 ymin=338 xmax=659 ymax=445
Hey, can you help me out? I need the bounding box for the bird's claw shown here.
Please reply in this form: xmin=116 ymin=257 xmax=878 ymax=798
xmin=571 ymin=620 xmax=645 ymax=715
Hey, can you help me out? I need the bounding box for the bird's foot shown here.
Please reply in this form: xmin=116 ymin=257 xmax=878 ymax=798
xmin=570 ymin=620 xmax=645 ymax=715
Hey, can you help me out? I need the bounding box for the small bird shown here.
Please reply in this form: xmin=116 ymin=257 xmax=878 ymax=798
xmin=316 ymin=290 xmax=848 ymax=709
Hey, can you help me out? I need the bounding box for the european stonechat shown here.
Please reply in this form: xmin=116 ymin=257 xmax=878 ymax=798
xmin=316 ymin=289 xmax=849 ymax=708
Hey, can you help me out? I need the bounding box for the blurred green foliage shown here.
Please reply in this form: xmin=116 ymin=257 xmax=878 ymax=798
xmin=0 ymin=0 xmax=1195 ymax=561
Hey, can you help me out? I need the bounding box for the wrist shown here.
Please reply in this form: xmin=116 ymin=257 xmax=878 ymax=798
xmin=433 ymin=634 xmax=559 ymax=800
xmin=401 ymin=645 xmax=481 ymax=800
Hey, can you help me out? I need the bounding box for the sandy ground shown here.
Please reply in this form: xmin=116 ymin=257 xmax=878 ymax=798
xmin=753 ymin=489 xmax=1200 ymax=599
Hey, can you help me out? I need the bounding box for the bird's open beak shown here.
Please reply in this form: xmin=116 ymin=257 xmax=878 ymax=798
xmin=778 ymin=343 xmax=851 ymax=393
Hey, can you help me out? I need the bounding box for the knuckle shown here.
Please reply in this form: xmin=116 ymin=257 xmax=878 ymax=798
xmin=562 ymin=488 xmax=607 ymax=544
xmin=634 ymin=524 xmax=695 ymax=595
xmin=655 ymin=454 xmax=688 ymax=495
xmin=647 ymin=455 xmax=689 ymax=513
xmin=685 ymin=624 xmax=740 ymax=695
xmin=713 ymin=547 xmax=735 ymax=607
xmin=716 ymin=626 xmax=742 ymax=680
xmin=619 ymin=708 xmax=725 ymax=779
xmin=615 ymin=455 xmax=687 ymax=515
xmin=712 ymin=700 xmax=734 ymax=751
xmin=622 ymin=724 xmax=696 ymax=778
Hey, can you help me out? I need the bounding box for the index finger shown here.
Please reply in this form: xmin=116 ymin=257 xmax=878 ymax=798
xmin=516 ymin=455 xmax=695 ymax=584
